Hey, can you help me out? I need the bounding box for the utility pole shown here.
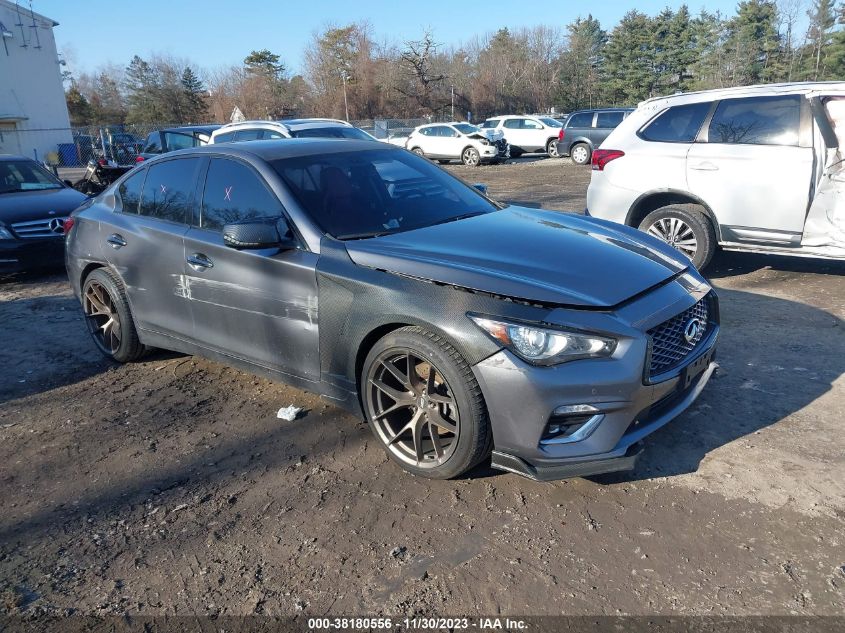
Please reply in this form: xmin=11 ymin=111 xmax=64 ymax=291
xmin=451 ymin=85 xmax=454 ymax=120
xmin=341 ymin=71 xmax=350 ymax=121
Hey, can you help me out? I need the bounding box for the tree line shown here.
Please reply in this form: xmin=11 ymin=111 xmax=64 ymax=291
xmin=65 ymin=0 xmax=845 ymax=128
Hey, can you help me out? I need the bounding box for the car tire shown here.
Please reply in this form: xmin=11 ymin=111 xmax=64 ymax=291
xmin=361 ymin=326 xmax=492 ymax=479
xmin=546 ymin=138 xmax=560 ymax=158
xmin=639 ymin=205 xmax=717 ymax=270
xmin=461 ymin=146 xmax=481 ymax=167
xmin=570 ymin=143 xmax=591 ymax=165
xmin=411 ymin=147 xmax=425 ymax=156
xmin=82 ymin=268 xmax=145 ymax=363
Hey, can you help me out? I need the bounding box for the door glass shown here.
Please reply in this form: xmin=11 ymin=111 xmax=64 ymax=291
xmin=214 ymin=131 xmax=236 ymax=143
xmin=139 ymin=158 xmax=201 ymax=223
xmin=522 ymin=119 xmax=542 ymax=129
xmin=143 ymin=133 xmax=162 ymax=153
xmin=234 ymin=129 xmax=263 ymax=142
xmin=708 ymin=95 xmax=801 ymax=146
xmin=595 ymin=111 xmax=625 ymax=128
xmin=200 ymin=158 xmax=284 ymax=231
xmin=116 ymin=169 xmax=146 ymax=214
xmin=163 ymin=132 xmax=194 ymax=151
xmin=566 ymin=112 xmax=594 ymax=128
xmin=503 ymin=119 xmax=523 ymax=129
xmin=640 ymin=102 xmax=711 ymax=143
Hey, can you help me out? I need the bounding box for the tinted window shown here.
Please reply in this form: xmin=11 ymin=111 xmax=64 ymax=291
xmin=479 ymin=120 xmax=499 ymax=128
xmin=139 ymin=158 xmax=200 ymax=223
xmin=116 ymin=169 xmax=146 ymax=214
xmin=566 ymin=112 xmax=594 ymax=128
xmin=503 ymin=119 xmax=523 ymax=129
xmin=214 ymin=131 xmax=236 ymax=143
xmin=273 ymin=148 xmax=498 ymax=240
xmin=419 ymin=127 xmax=433 ymax=136
xmin=595 ymin=111 xmax=625 ymax=128
xmin=453 ymin=123 xmax=479 ymax=135
xmin=265 ymin=130 xmax=285 ymax=139
xmin=143 ymin=133 xmax=162 ymax=153
xmin=708 ymin=95 xmax=800 ymax=146
xmin=290 ymin=126 xmax=372 ymax=140
xmin=200 ymin=158 xmax=283 ymax=231
xmin=640 ymin=102 xmax=711 ymax=143
xmin=163 ymin=132 xmax=195 ymax=151
xmin=234 ymin=129 xmax=263 ymax=142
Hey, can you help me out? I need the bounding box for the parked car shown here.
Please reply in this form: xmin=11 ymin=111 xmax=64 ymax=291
xmin=587 ymin=82 xmax=845 ymax=269
xmin=558 ymin=108 xmax=634 ymax=165
xmin=94 ymin=131 xmax=144 ymax=165
xmin=210 ymin=119 xmax=375 ymax=144
xmin=0 ymin=155 xmax=87 ymax=273
xmin=480 ymin=115 xmax=562 ymax=157
xmin=66 ymin=139 xmax=718 ymax=481
xmin=139 ymin=125 xmax=222 ymax=161
xmin=405 ymin=122 xmax=508 ymax=165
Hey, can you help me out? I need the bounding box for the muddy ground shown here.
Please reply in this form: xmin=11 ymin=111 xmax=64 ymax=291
xmin=1 ymin=158 xmax=844 ymax=618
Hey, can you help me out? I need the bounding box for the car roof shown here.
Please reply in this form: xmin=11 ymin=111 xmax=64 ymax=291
xmin=567 ymin=108 xmax=635 ymax=115
xmin=157 ymin=138 xmax=394 ymax=161
xmin=0 ymin=154 xmax=31 ymax=162
xmin=637 ymin=80 xmax=845 ymax=109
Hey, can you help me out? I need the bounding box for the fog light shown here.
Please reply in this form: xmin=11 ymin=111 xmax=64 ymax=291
xmin=540 ymin=405 xmax=603 ymax=445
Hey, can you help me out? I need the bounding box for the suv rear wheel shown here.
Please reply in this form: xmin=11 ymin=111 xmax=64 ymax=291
xmin=570 ymin=143 xmax=591 ymax=165
xmin=639 ymin=205 xmax=717 ymax=270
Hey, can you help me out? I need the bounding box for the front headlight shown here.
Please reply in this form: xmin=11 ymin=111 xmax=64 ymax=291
xmin=479 ymin=138 xmax=491 ymax=145
xmin=0 ymin=224 xmax=13 ymax=240
xmin=470 ymin=315 xmax=616 ymax=365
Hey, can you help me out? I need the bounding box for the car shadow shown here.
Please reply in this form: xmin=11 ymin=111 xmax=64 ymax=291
xmin=593 ymin=285 xmax=844 ymax=483
xmin=708 ymin=249 xmax=845 ymax=278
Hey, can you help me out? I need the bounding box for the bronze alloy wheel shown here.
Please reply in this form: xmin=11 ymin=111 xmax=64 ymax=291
xmin=83 ymin=280 xmax=123 ymax=355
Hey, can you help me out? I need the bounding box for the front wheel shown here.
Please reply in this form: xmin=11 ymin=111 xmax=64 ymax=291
xmin=82 ymin=268 xmax=145 ymax=362
xmin=361 ymin=326 xmax=492 ymax=479
xmin=411 ymin=147 xmax=425 ymax=156
xmin=570 ymin=143 xmax=591 ymax=165
xmin=639 ymin=205 xmax=717 ymax=270
xmin=461 ymin=146 xmax=481 ymax=166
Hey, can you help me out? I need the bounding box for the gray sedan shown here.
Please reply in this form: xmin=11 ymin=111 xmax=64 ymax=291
xmin=65 ymin=139 xmax=719 ymax=480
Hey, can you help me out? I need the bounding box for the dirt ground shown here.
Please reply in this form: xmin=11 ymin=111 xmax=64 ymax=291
xmin=1 ymin=158 xmax=844 ymax=618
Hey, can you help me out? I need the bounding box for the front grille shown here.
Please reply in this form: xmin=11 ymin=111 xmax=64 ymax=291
xmin=647 ymin=295 xmax=711 ymax=378
xmin=11 ymin=217 xmax=68 ymax=239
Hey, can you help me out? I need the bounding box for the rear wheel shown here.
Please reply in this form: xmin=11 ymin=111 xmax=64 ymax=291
xmin=570 ymin=143 xmax=591 ymax=165
xmin=639 ymin=205 xmax=717 ymax=270
xmin=411 ymin=147 xmax=425 ymax=156
xmin=82 ymin=268 xmax=145 ymax=362
xmin=361 ymin=327 xmax=491 ymax=479
xmin=546 ymin=138 xmax=560 ymax=158
xmin=461 ymin=146 xmax=481 ymax=166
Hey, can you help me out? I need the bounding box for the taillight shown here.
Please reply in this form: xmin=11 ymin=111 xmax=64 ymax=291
xmin=97 ymin=158 xmax=107 ymax=166
xmin=63 ymin=217 xmax=75 ymax=235
xmin=135 ymin=155 xmax=145 ymax=163
xmin=558 ymin=129 xmax=565 ymax=141
xmin=591 ymin=149 xmax=624 ymax=171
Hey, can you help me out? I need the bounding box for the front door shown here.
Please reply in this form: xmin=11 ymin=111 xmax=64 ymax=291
xmin=686 ymin=94 xmax=813 ymax=241
xmin=182 ymin=156 xmax=320 ymax=380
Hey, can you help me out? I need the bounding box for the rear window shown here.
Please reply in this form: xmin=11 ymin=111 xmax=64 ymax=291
xmin=566 ymin=112 xmax=594 ymax=128
xmin=640 ymin=102 xmax=712 ymax=143
xmin=595 ymin=111 xmax=625 ymax=129
xmin=708 ymin=95 xmax=801 ymax=146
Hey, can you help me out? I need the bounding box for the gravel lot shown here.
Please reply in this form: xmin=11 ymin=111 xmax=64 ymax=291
xmin=1 ymin=157 xmax=843 ymax=617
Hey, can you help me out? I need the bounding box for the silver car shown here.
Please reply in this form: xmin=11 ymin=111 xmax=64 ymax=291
xmin=66 ymin=139 xmax=719 ymax=480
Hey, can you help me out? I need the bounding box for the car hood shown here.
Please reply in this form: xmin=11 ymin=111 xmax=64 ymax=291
xmin=344 ymin=207 xmax=688 ymax=308
xmin=0 ymin=187 xmax=89 ymax=225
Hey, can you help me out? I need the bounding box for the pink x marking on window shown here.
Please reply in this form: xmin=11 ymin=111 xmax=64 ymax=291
xmin=160 ymin=184 xmax=167 ymax=194
xmin=224 ymin=186 xmax=232 ymax=201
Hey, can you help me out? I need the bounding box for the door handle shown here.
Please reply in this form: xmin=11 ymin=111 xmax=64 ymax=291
xmin=107 ymin=233 xmax=127 ymax=249
xmin=689 ymin=161 xmax=719 ymax=171
xmin=187 ymin=253 xmax=213 ymax=270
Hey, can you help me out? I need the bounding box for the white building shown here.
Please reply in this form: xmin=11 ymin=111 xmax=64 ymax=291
xmin=0 ymin=0 xmax=72 ymax=161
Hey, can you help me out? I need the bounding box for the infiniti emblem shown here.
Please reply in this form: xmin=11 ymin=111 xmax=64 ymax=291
xmin=48 ymin=218 xmax=65 ymax=234
xmin=683 ymin=317 xmax=703 ymax=344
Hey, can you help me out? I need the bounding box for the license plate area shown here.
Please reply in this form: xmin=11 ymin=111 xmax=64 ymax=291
xmin=681 ymin=348 xmax=713 ymax=390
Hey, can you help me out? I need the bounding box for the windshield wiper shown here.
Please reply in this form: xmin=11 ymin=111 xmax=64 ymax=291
xmin=335 ymin=230 xmax=395 ymax=240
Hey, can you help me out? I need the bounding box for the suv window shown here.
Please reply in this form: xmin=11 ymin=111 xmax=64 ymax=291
xmin=200 ymin=158 xmax=283 ymax=231
xmin=503 ymin=118 xmax=523 ymax=129
xmin=116 ymin=169 xmax=146 ymax=214
xmin=522 ymin=119 xmax=542 ymax=129
xmin=214 ymin=131 xmax=236 ymax=143
xmin=139 ymin=158 xmax=201 ymax=223
xmin=163 ymin=132 xmax=195 ymax=152
xmin=566 ymin=112 xmax=594 ymax=128
xmin=143 ymin=132 xmax=161 ymax=154
xmin=595 ymin=111 xmax=625 ymax=129
xmin=640 ymin=102 xmax=712 ymax=143
xmin=234 ymin=129 xmax=263 ymax=142
xmin=708 ymin=95 xmax=801 ymax=146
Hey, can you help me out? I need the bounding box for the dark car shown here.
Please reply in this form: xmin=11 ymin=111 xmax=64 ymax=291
xmin=559 ymin=108 xmax=635 ymax=165
xmin=0 ymin=155 xmax=88 ymax=274
xmin=66 ymin=139 xmax=719 ymax=481
xmin=139 ymin=125 xmax=222 ymax=161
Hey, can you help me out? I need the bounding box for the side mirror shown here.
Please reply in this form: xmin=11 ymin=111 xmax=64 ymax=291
xmin=472 ymin=183 xmax=489 ymax=195
xmin=222 ymin=218 xmax=296 ymax=251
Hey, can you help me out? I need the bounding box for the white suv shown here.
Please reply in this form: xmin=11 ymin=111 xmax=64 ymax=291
xmin=405 ymin=122 xmax=508 ymax=166
xmin=480 ymin=115 xmax=563 ymax=157
xmin=587 ymin=82 xmax=845 ymax=269
xmin=210 ymin=118 xmax=375 ymax=144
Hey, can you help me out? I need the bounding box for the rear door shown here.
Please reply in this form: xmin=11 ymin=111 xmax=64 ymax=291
xmin=686 ymin=94 xmax=813 ymax=239
xmin=502 ymin=118 xmax=530 ymax=151
xmin=182 ymin=157 xmax=320 ymax=379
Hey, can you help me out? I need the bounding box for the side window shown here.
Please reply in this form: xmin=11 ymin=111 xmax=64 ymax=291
xmin=116 ymin=169 xmax=146 ymax=214
xmin=265 ymin=130 xmax=285 ymax=139
xmin=139 ymin=158 xmax=201 ymax=223
xmin=143 ymin=133 xmax=161 ymax=154
xmin=444 ymin=127 xmax=459 ymax=137
xmin=566 ymin=112 xmax=594 ymax=128
xmin=234 ymin=129 xmax=262 ymax=142
xmin=522 ymin=119 xmax=542 ymax=129
xmin=480 ymin=120 xmax=497 ymax=128
xmin=419 ymin=128 xmax=432 ymax=136
xmin=163 ymin=132 xmax=194 ymax=152
xmin=595 ymin=111 xmax=625 ymax=129
xmin=503 ymin=119 xmax=522 ymax=129
xmin=708 ymin=95 xmax=801 ymax=146
xmin=640 ymin=102 xmax=712 ymax=143
xmin=200 ymin=158 xmax=283 ymax=231
xmin=214 ymin=131 xmax=236 ymax=143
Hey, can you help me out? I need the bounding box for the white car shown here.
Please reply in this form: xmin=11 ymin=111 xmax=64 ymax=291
xmin=405 ymin=122 xmax=508 ymax=166
xmin=587 ymin=81 xmax=845 ymax=269
xmin=210 ymin=119 xmax=375 ymax=144
xmin=479 ymin=115 xmax=563 ymax=157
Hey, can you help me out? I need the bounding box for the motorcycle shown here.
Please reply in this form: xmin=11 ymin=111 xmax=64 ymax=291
xmin=72 ymin=159 xmax=132 ymax=196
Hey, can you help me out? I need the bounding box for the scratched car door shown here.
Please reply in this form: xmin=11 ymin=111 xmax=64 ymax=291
xmin=181 ymin=156 xmax=320 ymax=379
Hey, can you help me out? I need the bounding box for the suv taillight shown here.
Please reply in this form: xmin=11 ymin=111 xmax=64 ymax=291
xmin=558 ymin=129 xmax=565 ymax=141
xmin=591 ymin=149 xmax=624 ymax=171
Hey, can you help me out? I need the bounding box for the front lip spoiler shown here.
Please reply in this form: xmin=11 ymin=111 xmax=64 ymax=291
xmin=491 ymin=444 xmax=643 ymax=481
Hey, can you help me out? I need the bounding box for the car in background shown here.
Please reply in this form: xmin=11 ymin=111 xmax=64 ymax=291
xmin=65 ymin=138 xmax=718 ymax=481
xmin=94 ymin=131 xmax=144 ymax=165
xmin=587 ymin=82 xmax=845 ymax=269
xmin=558 ymin=108 xmax=634 ymax=165
xmin=405 ymin=122 xmax=508 ymax=166
xmin=479 ymin=115 xmax=562 ymax=158
xmin=209 ymin=118 xmax=375 ymax=144
xmin=0 ymin=155 xmax=87 ymax=274
xmin=139 ymin=125 xmax=222 ymax=161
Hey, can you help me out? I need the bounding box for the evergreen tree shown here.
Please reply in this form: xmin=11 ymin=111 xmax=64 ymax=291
xmin=181 ymin=66 xmax=208 ymax=122
xmin=724 ymin=0 xmax=783 ymax=85
xmin=602 ymin=11 xmax=658 ymax=104
xmin=65 ymin=84 xmax=95 ymax=126
xmin=124 ymin=55 xmax=161 ymax=123
xmin=559 ymin=15 xmax=606 ymax=110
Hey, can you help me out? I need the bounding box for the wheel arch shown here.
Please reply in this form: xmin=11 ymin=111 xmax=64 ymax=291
xmin=566 ymin=137 xmax=593 ymax=154
xmin=626 ymin=189 xmax=720 ymax=238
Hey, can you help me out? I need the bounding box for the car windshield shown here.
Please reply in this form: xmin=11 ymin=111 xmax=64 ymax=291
xmin=539 ymin=117 xmax=562 ymax=127
xmin=290 ymin=126 xmax=374 ymax=140
xmin=0 ymin=160 xmax=63 ymax=194
xmin=453 ymin=123 xmax=480 ymax=135
xmin=273 ymin=148 xmax=500 ymax=240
